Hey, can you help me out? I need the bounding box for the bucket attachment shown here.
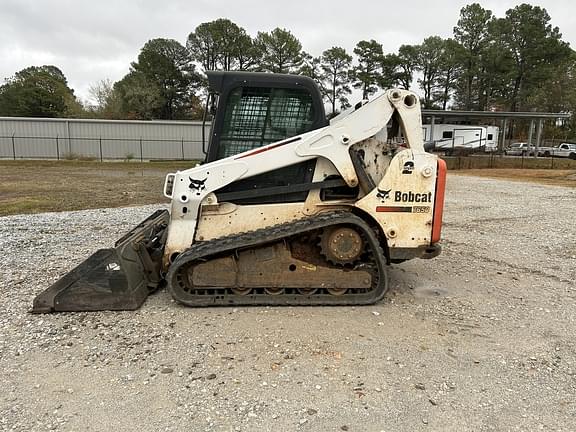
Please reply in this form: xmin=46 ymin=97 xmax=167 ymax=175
xmin=32 ymin=209 xmax=170 ymax=313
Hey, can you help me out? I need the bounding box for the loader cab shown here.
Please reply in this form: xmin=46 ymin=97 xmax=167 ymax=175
xmin=204 ymin=71 xmax=327 ymax=162
xmin=204 ymin=71 xmax=329 ymax=204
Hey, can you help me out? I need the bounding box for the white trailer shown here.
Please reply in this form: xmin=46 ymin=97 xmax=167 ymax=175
xmin=422 ymin=124 xmax=499 ymax=153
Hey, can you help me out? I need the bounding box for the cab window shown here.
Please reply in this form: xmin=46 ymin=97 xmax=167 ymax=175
xmin=218 ymin=86 xmax=315 ymax=159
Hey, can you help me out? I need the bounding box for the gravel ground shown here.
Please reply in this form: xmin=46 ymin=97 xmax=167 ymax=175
xmin=1 ymin=175 xmax=575 ymax=432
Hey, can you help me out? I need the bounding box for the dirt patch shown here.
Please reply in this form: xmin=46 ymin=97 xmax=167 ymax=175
xmin=3 ymin=161 xmax=575 ymax=218
xmin=0 ymin=160 xmax=195 ymax=216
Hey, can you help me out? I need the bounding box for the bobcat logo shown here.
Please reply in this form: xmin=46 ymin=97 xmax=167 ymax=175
xmin=189 ymin=177 xmax=207 ymax=195
xmin=376 ymin=188 xmax=391 ymax=201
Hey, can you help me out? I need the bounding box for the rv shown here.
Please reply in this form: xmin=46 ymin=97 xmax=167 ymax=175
xmin=422 ymin=124 xmax=499 ymax=154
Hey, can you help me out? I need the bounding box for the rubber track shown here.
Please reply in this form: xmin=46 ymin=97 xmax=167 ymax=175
xmin=166 ymin=211 xmax=389 ymax=307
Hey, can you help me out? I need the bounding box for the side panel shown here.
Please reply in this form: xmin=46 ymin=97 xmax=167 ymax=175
xmin=356 ymin=150 xmax=439 ymax=249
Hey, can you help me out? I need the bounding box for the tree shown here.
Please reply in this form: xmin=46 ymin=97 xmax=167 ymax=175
xmin=87 ymin=79 xmax=123 ymax=118
xmin=527 ymin=53 xmax=576 ymax=135
xmin=212 ymin=19 xmax=246 ymax=71
xmin=88 ymin=79 xmax=113 ymax=110
xmin=187 ymin=19 xmax=256 ymax=73
xmin=496 ymin=4 xmax=572 ymax=111
xmin=528 ymin=53 xmax=576 ymax=112
xmin=187 ymin=21 xmax=220 ymax=72
xmin=0 ymin=66 xmax=81 ymax=117
xmin=116 ymin=38 xmax=200 ymax=120
xmin=434 ymin=39 xmax=462 ymax=109
xmin=115 ymin=72 xmax=162 ymax=120
xmin=453 ymin=3 xmax=495 ymax=109
xmin=319 ymin=47 xmax=352 ymax=114
xmin=391 ymin=45 xmax=419 ymax=90
xmin=299 ymin=52 xmax=323 ymax=81
xmin=474 ymin=22 xmax=513 ymax=111
xmin=414 ymin=37 xmax=446 ymax=108
xmin=234 ymin=31 xmax=258 ymax=71
xmin=380 ymin=54 xmax=401 ymax=90
xmin=254 ymin=28 xmax=303 ymax=73
xmin=350 ymin=40 xmax=384 ymax=99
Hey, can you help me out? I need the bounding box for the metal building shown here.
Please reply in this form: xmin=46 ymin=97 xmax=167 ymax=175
xmin=0 ymin=117 xmax=209 ymax=160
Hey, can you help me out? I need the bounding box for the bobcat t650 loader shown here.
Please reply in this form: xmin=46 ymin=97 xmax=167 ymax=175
xmin=32 ymin=71 xmax=446 ymax=312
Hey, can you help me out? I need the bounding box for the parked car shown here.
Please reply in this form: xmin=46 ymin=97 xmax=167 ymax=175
xmin=537 ymin=143 xmax=576 ymax=159
xmin=504 ymin=142 xmax=536 ymax=156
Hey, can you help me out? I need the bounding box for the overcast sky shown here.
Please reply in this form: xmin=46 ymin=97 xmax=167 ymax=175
xmin=1 ymin=0 xmax=574 ymax=104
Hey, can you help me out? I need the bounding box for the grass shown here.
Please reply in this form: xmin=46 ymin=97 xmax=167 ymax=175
xmin=0 ymin=160 xmax=196 ymax=216
xmin=1 ymin=160 xmax=574 ymax=217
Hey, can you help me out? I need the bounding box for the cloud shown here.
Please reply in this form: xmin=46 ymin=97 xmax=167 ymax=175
xmin=1 ymin=0 xmax=573 ymax=101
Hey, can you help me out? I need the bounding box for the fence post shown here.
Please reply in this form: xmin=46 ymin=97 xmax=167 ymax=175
xmin=139 ymin=137 xmax=143 ymax=162
xmin=12 ymin=132 xmax=16 ymax=160
xmin=528 ymin=119 xmax=534 ymax=149
xmin=99 ymin=136 xmax=103 ymax=162
xmin=11 ymin=133 xmax=16 ymax=160
xmin=56 ymin=134 xmax=60 ymax=160
xmin=500 ymin=118 xmax=508 ymax=153
xmin=181 ymin=137 xmax=185 ymax=160
xmin=535 ymin=119 xmax=543 ymax=158
xmin=66 ymin=120 xmax=72 ymax=155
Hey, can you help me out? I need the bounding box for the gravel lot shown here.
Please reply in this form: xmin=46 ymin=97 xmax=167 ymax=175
xmin=1 ymin=174 xmax=575 ymax=432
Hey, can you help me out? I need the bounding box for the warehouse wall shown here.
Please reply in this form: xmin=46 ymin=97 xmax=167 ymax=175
xmin=0 ymin=117 xmax=210 ymax=160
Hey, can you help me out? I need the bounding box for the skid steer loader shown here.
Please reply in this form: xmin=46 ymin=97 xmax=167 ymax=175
xmin=32 ymin=71 xmax=446 ymax=313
